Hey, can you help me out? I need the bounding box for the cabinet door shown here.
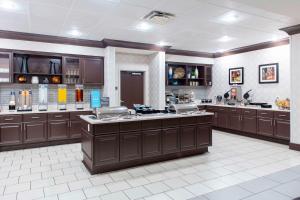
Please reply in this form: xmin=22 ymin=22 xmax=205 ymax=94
xmin=0 ymin=52 xmax=12 ymax=83
xmin=69 ymin=121 xmax=82 ymax=139
xmin=0 ymin=123 xmax=22 ymax=145
xmin=162 ymin=128 xmax=180 ymax=154
xmin=94 ymin=134 xmax=119 ymax=166
xmin=142 ymin=130 xmax=162 ymax=158
xmin=213 ymin=112 xmax=218 ymax=126
xmin=274 ymin=120 xmax=290 ymax=140
xmin=197 ymin=125 xmax=212 ymax=147
xmin=217 ymin=112 xmax=228 ymax=128
xmin=81 ymin=57 xmax=104 ymax=85
xmin=242 ymin=116 xmax=257 ymax=134
xmin=48 ymin=120 xmax=69 ymax=140
xmin=120 ymin=132 xmax=142 ymax=162
xmin=229 ymin=115 xmax=242 ymax=130
xmin=24 ymin=121 xmax=47 ymax=143
xmin=180 ymin=125 xmax=197 ymax=151
xmin=257 ymin=118 xmax=274 ymax=137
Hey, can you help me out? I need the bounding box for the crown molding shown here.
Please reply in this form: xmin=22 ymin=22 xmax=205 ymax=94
xmin=165 ymin=49 xmax=214 ymax=58
xmin=213 ymin=38 xmax=290 ymax=58
xmin=0 ymin=30 xmax=105 ymax=48
xmin=102 ymin=39 xmax=171 ymax=52
xmin=280 ymin=24 xmax=300 ymax=35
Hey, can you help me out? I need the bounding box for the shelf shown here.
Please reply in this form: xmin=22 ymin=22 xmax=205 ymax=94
xmin=13 ymin=73 xmax=63 ymax=76
xmin=187 ymin=78 xmax=204 ymax=80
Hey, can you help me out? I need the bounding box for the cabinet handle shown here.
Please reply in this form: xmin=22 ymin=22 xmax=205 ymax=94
xmin=278 ymin=114 xmax=287 ymax=117
xmin=32 ymin=116 xmax=40 ymax=119
xmin=261 ymin=113 xmax=267 ymax=115
xmin=245 ymin=111 xmax=250 ymax=113
xmin=271 ymin=120 xmax=273 ymax=126
xmin=54 ymin=115 xmax=63 ymax=118
xmin=4 ymin=118 xmax=14 ymax=121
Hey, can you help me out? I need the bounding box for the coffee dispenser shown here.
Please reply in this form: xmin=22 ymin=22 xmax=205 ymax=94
xmin=75 ymin=84 xmax=84 ymax=110
xmin=38 ymin=84 xmax=48 ymax=111
xmin=57 ymin=84 xmax=67 ymax=110
xmin=17 ymin=89 xmax=32 ymax=111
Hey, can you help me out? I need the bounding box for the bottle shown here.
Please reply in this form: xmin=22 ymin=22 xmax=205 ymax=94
xmin=9 ymin=91 xmax=16 ymax=111
xmin=195 ymin=67 xmax=199 ymax=79
xmin=168 ymin=67 xmax=173 ymax=79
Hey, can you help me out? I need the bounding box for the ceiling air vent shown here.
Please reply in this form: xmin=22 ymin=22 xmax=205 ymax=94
xmin=143 ymin=10 xmax=175 ymax=25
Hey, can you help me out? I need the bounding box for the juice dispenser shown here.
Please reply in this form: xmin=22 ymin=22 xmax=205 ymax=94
xmin=17 ymin=89 xmax=32 ymax=111
xmin=38 ymin=84 xmax=48 ymax=111
xmin=75 ymin=84 xmax=84 ymax=110
xmin=57 ymin=84 xmax=67 ymax=110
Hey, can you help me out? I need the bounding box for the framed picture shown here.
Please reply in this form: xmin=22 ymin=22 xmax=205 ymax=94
xmin=259 ymin=63 xmax=279 ymax=84
xmin=229 ymin=67 xmax=244 ymax=85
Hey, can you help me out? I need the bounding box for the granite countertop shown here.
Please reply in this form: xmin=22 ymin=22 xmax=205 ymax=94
xmin=0 ymin=104 xmax=93 ymax=115
xmin=80 ymin=111 xmax=214 ymax=125
xmin=198 ymin=103 xmax=290 ymax=112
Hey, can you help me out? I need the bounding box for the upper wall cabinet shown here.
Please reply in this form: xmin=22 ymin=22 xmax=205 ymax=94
xmin=0 ymin=52 xmax=12 ymax=83
xmin=166 ymin=62 xmax=212 ymax=87
xmin=80 ymin=57 xmax=104 ymax=85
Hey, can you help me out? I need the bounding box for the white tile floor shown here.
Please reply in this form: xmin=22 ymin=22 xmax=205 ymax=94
xmin=1 ymin=130 xmax=300 ymax=200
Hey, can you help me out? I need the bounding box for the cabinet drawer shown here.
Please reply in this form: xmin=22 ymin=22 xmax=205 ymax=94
xmin=228 ymin=108 xmax=241 ymax=114
xmin=48 ymin=112 xmax=69 ymax=120
xmin=23 ymin=113 xmax=47 ymax=122
xmin=142 ymin=120 xmax=161 ymax=130
xmin=0 ymin=115 xmax=22 ymax=123
xmin=70 ymin=111 xmax=92 ymax=121
xmin=197 ymin=115 xmax=213 ymax=124
xmin=120 ymin=121 xmax=141 ymax=132
xmin=206 ymin=106 xmax=217 ymax=112
xmin=217 ymin=107 xmax=228 ymax=112
xmin=180 ymin=117 xmax=197 ymax=125
xmin=162 ymin=118 xmax=180 ymax=128
xmin=257 ymin=110 xmax=274 ymax=118
xmin=242 ymin=109 xmax=257 ymax=116
xmin=274 ymin=111 xmax=290 ymax=120
xmin=94 ymin=123 xmax=119 ymax=135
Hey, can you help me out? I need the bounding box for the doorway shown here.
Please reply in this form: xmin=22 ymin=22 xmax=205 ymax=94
xmin=120 ymin=71 xmax=144 ymax=109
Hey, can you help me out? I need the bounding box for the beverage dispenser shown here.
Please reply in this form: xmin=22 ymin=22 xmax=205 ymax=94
xmin=17 ymin=89 xmax=32 ymax=111
xmin=57 ymin=84 xmax=67 ymax=110
xmin=38 ymin=84 xmax=48 ymax=111
xmin=75 ymin=84 xmax=84 ymax=110
xmin=90 ymin=89 xmax=101 ymax=113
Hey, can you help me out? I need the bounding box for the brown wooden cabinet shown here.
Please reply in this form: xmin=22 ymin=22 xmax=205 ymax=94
xmin=257 ymin=118 xmax=274 ymax=137
xmin=197 ymin=125 xmax=212 ymax=147
xmin=242 ymin=115 xmax=257 ymax=134
xmin=0 ymin=123 xmax=22 ymax=146
xmin=81 ymin=57 xmax=104 ymax=85
xmin=142 ymin=129 xmax=162 ymax=158
xmin=180 ymin=125 xmax=197 ymax=151
xmin=217 ymin=111 xmax=228 ymax=128
xmin=120 ymin=132 xmax=142 ymax=162
xmin=162 ymin=128 xmax=180 ymax=154
xmin=48 ymin=120 xmax=69 ymax=141
xmin=23 ymin=121 xmax=47 ymax=143
xmin=94 ymin=134 xmax=119 ymax=166
xmin=69 ymin=121 xmax=82 ymax=139
xmin=274 ymin=120 xmax=290 ymax=140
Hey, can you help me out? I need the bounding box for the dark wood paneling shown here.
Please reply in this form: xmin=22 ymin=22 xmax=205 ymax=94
xmin=94 ymin=134 xmax=120 ymax=166
xmin=229 ymin=114 xmax=242 ymax=131
xmin=142 ymin=120 xmax=162 ymax=130
xmin=81 ymin=57 xmax=104 ymax=85
xmin=289 ymin=143 xmax=300 ymax=151
xmin=120 ymin=121 xmax=141 ymax=132
xmin=274 ymin=120 xmax=290 ymax=140
xmin=0 ymin=115 xmax=22 ymax=123
xmin=280 ymin=24 xmax=300 ymax=35
xmin=70 ymin=111 xmax=92 ymax=121
xmin=94 ymin=123 xmax=119 ymax=135
xmin=180 ymin=125 xmax=197 ymax=151
xmin=69 ymin=121 xmax=82 ymax=139
xmin=48 ymin=120 xmax=69 ymax=140
xmin=142 ymin=129 xmax=162 ymax=158
xmin=162 ymin=128 xmax=180 ymax=154
xmin=197 ymin=125 xmax=212 ymax=147
xmin=0 ymin=123 xmax=22 ymax=146
xmin=242 ymin=109 xmax=257 ymax=116
xmin=162 ymin=118 xmax=180 ymax=128
xmin=23 ymin=113 xmax=47 ymax=122
xmin=120 ymin=132 xmax=142 ymax=162
xmin=242 ymin=115 xmax=257 ymax=134
xmin=257 ymin=110 xmax=274 ymax=118
xmin=274 ymin=111 xmax=290 ymax=121
xmin=23 ymin=121 xmax=47 ymax=143
xmin=257 ymin=118 xmax=274 ymax=137
xmin=48 ymin=112 xmax=69 ymax=121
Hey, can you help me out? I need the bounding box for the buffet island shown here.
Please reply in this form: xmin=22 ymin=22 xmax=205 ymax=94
xmin=80 ymin=106 xmax=213 ymax=174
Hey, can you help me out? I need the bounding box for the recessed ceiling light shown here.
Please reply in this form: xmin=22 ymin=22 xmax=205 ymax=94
xmin=68 ymin=29 xmax=82 ymax=37
xmin=218 ymin=36 xmax=233 ymax=42
xmin=219 ymin=11 xmax=241 ymax=24
xmin=136 ymin=22 xmax=152 ymax=31
xmin=156 ymin=41 xmax=168 ymax=46
xmin=0 ymin=0 xmax=19 ymax=10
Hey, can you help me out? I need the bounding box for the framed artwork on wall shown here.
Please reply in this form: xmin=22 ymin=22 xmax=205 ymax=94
xmin=259 ymin=63 xmax=279 ymax=84
xmin=229 ymin=67 xmax=244 ymax=85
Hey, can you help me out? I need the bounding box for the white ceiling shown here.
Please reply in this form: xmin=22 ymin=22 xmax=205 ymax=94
xmin=0 ymin=0 xmax=299 ymax=52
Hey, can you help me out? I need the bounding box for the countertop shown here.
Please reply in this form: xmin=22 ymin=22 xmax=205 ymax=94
xmin=197 ymin=103 xmax=290 ymax=112
xmin=80 ymin=112 xmax=214 ymax=125
xmin=0 ymin=104 xmax=93 ymax=115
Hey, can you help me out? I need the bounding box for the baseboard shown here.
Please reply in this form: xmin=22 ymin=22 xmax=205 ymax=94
xmin=289 ymin=143 xmax=300 ymax=151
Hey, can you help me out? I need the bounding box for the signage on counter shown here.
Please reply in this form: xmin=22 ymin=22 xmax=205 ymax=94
xmin=90 ymin=89 xmax=101 ymax=109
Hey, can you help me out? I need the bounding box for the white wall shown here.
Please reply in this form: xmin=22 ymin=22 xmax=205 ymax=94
xmin=116 ymin=53 xmax=150 ymax=106
xmin=0 ymin=38 xmax=105 ymax=56
xmin=290 ymin=34 xmax=300 ymax=145
xmin=207 ymin=45 xmax=290 ymax=104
